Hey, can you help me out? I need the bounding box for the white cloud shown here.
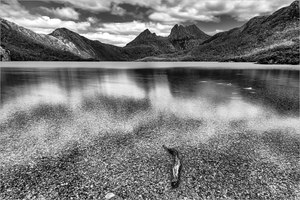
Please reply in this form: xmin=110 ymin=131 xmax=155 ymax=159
xmin=206 ymin=29 xmax=224 ymax=36
xmin=40 ymin=7 xmax=80 ymax=20
xmin=50 ymin=0 xmax=291 ymax=23
xmin=87 ymin=17 xmax=98 ymax=24
xmin=7 ymin=16 xmax=90 ymax=34
xmin=205 ymin=1 xmax=226 ymax=11
xmin=0 ymin=1 xmax=90 ymax=34
xmin=224 ymin=0 xmax=291 ymax=21
xmin=148 ymin=0 xmax=293 ymax=23
xmin=90 ymin=21 xmax=173 ymax=46
xmin=0 ymin=0 xmax=31 ymax=19
xmin=150 ymin=3 xmax=220 ymax=23
xmin=82 ymin=32 xmax=135 ymax=47
xmin=4 ymin=16 xmax=90 ymax=34
xmin=148 ymin=12 xmax=181 ymax=24
xmin=97 ymin=21 xmax=172 ymax=36
xmin=111 ymin=3 xmax=126 ymax=16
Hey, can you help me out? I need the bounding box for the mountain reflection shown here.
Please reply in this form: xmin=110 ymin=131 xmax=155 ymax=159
xmin=1 ymin=67 xmax=299 ymax=117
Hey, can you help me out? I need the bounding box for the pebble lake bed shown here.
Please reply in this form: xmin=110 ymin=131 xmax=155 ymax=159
xmin=0 ymin=63 xmax=299 ymax=199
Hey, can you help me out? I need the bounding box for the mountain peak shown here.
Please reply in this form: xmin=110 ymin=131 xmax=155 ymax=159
xmin=51 ymin=27 xmax=76 ymax=36
xmin=135 ymin=29 xmax=157 ymax=40
xmin=49 ymin=27 xmax=86 ymax=45
xmin=125 ymin=28 xmax=159 ymax=47
xmin=185 ymin=24 xmax=210 ymax=39
xmin=169 ymin=24 xmax=210 ymax=41
xmin=171 ymin=24 xmax=185 ymax=30
xmin=142 ymin=29 xmax=151 ymax=34
xmin=54 ymin=27 xmax=68 ymax=31
xmin=291 ymin=0 xmax=299 ymax=7
xmin=263 ymin=0 xmax=299 ymax=24
xmin=139 ymin=29 xmax=157 ymax=37
xmin=186 ymin=24 xmax=198 ymax=29
xmin=289 ymin=0 xmax=299 ymax=14
xmin=169 ymin=24 xmax=192 ymax=40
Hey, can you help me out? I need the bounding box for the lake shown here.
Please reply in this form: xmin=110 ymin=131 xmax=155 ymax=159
xmin=0 ymin=62 xmax=299 ymax=199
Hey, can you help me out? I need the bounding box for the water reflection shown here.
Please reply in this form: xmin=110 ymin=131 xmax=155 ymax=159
xmin=1 ymin=65 xmax=299 ymax=199
xmin=1 ymin=67 xmax=299 ymax=117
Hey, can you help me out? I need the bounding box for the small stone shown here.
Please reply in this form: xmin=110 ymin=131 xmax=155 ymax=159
xmin=105 ymin=193 xmax=116 ymax=199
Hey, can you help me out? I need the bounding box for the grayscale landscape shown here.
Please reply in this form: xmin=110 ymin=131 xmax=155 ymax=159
xmin=0 ymin=0 xmax=299 ymax=199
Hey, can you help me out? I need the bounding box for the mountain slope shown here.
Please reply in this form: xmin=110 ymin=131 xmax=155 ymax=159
xmin=0 ymin=18 xmax=84 ymax=61
xmin=185 ymin=24 xmax=210 ymax=39
xmin=50 ymin=28 xmax=128 ymax=61
xmin=0 ymin=18 xmax=128 ymax=61
xmin=190 ymin=0 xmax=300 ymax=64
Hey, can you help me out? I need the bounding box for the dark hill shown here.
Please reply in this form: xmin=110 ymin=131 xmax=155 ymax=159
xmin=190 ymin=0 xmax=299 ymax=64
xmin=124 ymin=29 xmax=176 ymax=60
xmin=0 ymin=18 xmax=83 ymax=61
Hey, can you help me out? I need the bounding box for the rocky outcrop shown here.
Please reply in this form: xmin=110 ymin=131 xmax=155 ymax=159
xmin=124 ymin=29 xmax=176 ymax=60
xmin=126 ymin=29 xmax=157 ymax=45
xmin=169 ymin=24 xmax=193 ymax=41
xmin=0 ymin=46 xmax=11 ymax=61
xmin=168 ymin=24 xmax=210 ymax=50
xmin=185 ymin=24 xmax=210 ymax=40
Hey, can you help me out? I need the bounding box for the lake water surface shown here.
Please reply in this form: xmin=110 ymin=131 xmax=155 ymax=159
xmin=0 ymin=63 xmax=299 ymax=199
xmin=1 ymin=63 xmax=299 ymax=121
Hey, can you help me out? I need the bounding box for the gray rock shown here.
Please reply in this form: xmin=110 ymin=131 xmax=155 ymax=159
xmin=105 ymin=193 xmax=115 ymax=199
xmin=104 ymin=192 xmax=122 ymax=200
xmin=0 ymin=46 xmax=10 ymax=61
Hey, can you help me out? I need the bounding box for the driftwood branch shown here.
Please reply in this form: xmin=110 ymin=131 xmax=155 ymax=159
xmin=163 ymin=145 xmax=182 ymax=188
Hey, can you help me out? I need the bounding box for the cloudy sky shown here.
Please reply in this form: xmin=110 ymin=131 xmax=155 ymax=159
xmin=0 ymin=0 xmax=294 ymax=46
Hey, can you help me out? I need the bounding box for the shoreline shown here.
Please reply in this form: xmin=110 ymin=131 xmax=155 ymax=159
xmin=1 ymin=62 xmax=299 ymax=70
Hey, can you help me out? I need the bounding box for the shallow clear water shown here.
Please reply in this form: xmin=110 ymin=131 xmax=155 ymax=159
xmin=0 ymin=63 xmax=299 ymax=165
xmin=0 ymin=63 xmax=300 ymax=199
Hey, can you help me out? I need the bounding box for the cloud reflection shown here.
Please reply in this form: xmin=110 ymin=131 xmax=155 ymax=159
xmin=0 ymin=67 xmax=299 ymax=168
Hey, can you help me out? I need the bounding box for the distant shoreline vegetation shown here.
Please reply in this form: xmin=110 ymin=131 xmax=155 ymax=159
xmin=0 ymin=1 xmax=299 ymax=64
